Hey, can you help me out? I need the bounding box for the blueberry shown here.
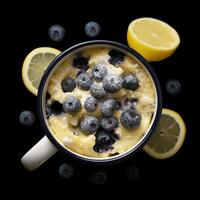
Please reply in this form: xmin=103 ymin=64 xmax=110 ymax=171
xmin=58 ymin=163 xmax=74 ymax=179
xmin=100 ymin=99 xmax=118 ymax=117
xmin=96 ymin=132 xmax=112 ymax=147
xmin=76 ymin=69 xmax=85 ymax=77
xmin=120 ymin=110 xmax=142 ymax=128
xmin=63 ymin=96 xmax=81 ymax=113
xmin=166 ymin=79 xmax=181 ymax=95
xmin=46 ymin=106 xmax=52 ymax=118
xmin=90 ymin=170 xmax=107 ymax=185
xmin=61 ymin=77 xmax=76 ymax=92
xmin=93 ymin=129 xmax=119 ymax=152
xmin=129 ymin=98 xmax=138 ymax=103
xmin=103 ymin=74 xmax=123 ymax=93
xmin=19 ymin=110 xmax=35 ymax=126
xmin=90 ymin=83 xmax=107 ymax=98
xmin=125 ymin=165 xmax=139 ymax=181
xmin=47 ymin=101 xmax=64 ymax=116
xmin=100 ymin=117 xmax=118 ymax=131
xmin=84 ymin=96 xmax=98 ymax=112
xmin=77 ymin=72 xmax=93 ymax=90
xmin=73 ymin=55 xmax=89 ymax=70
xmin=48 ymin=24 xmax=65 ymax=42
xmin=122 ymin=74 xmax=139 ymax=91
xmin=92 ymin=63 xmax=107 ymax=81
xmin=114 ymin=100 xmax=121 ymax=110
xmin=46 ymin=92 xmax=51 ymax=100
xmin=109 ymin=152 xmax=120 ymax=157
xmin=80 ymin=116 xmax=99 ymax=134
xmin=108 ymin=49 xmax=125 ymax=66
xmin=85 ymin=21 xmax=101 ymax=38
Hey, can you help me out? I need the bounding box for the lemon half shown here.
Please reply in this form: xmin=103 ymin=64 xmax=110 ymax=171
xmin=22 ymin=47 xmax=61 ymax=95
xmin=127 ymin=17 xmax=180 ymax=61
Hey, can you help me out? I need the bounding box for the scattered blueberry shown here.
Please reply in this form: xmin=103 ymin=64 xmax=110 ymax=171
xmin=47 ymin=101 xmax=64 ymax=116
xmin=125 ymin=165 xmax=139 ymax=181
xmin=100 ymin=117 xmax=118 ymax=131
xmin=48 ymin=24 xmax=65 ymax=42
xmin=85 ymin=21 xmax=101 ymax=38
xmin=100 ymin=99 xmax=118 ymax=117
xmin=19 ymin=110 xmax=35 ymax=126
xmin=73 ymin=55 xmax=89 ymax=70
xmin=120 ymin=110 xmax=142 ymax=129
xmin=92 ymin=63 xmax=107 ymax=81
xmin=80 ymin=116 xmax=99 ymax=134
xmin=90 ymin=83 xmax=107 ymax=98
xmin=58 ymin=163 xmax=74 ymax=179
xmin=166 ymin=79 xmax=181 ymax=95
xmin=90 ymin=170 xmax=107 ymax=185
xmin=108 ymin=49 xmax=125 ymax=66
xmin=77 ymin=72 xmax=93 ymax=90
xmin=122 ymin=74 xmax=139 ymax=91
xmin=84 ymin=96 xmax=98 ymax=112
xmin=61 ymin=77 xmax=76 ymax=92
xmin=93 ymin=129 xmax=119 ymax=152
xmin=103 ymin=74 xmax=123 ymax=93
xmin=63 ymin=96 xmax=81 ymax=113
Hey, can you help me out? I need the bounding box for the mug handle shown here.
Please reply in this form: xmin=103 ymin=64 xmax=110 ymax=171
xmin=21 ymin=136 xmax=58 ymax=171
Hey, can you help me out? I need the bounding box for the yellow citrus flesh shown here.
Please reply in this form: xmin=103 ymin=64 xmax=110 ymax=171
xmin=22 ymin=47 xmax=61 ymax=95
xmin=127 ymin=18 xmax=180 ymax=61
xmin=143 ymin=108 xmax=186 ymax=159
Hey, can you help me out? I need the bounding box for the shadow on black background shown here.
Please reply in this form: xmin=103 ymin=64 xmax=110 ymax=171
xmin=11 ymin=2 xmax=198 ymax=197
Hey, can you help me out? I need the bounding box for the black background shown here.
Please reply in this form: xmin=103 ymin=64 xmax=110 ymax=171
xmin=12 ymin=3 xmax=198 ymax=196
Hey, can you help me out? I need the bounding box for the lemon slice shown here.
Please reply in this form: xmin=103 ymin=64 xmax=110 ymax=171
xmin=143 ymin=109 xmax=186 ymax=159
xmin=127 ymin=17 xmax=180 ymax=61
xmin=22 ymin=47 xmax=61 ymax=95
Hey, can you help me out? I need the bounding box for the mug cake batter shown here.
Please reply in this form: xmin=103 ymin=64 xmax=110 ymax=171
xmin=46 ymin=47 xmax=156 ymax=158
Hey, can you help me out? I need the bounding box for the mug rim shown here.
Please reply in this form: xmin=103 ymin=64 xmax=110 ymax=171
xmin=37 ymin=40 xmax=162 ymax=164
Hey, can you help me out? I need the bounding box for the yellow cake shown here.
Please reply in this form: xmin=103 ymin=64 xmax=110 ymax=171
xmin=46 ymin=47 xmax=156 ymax=158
